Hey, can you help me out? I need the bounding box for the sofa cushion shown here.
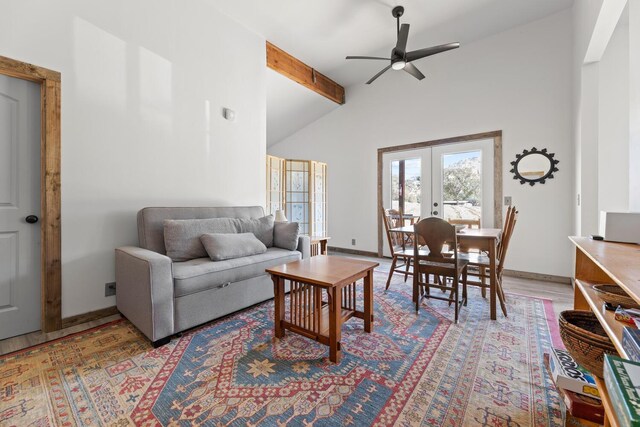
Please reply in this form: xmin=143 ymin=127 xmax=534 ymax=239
xmin=201 ymin=232 xmax=267 ymax=261
xmin=273 ymin=222 xmax=300 ymax=251
xmin=164 ymin=218 xmax=237 ymax=261
xmin=173 ymin=247 xmax=301 ymax=297
xmin=236 ymin=215 xmax=275 ymax=247
xmin=138 ymin=206 xmax=265 ymax=254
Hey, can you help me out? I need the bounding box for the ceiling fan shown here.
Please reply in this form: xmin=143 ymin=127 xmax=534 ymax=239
xmin=346 ymin=6 xmax=460 ymax=84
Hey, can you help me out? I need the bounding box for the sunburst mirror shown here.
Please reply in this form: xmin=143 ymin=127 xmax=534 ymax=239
xmin=510 ymin=147 xmax=559 ymax=186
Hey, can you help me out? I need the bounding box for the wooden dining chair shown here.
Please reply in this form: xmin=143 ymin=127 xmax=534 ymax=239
xmin=385 ymin=208 xmax=405 ymax=247
xmin=382 ymin=207 xmax=415 ymax=290
xmin=449 ymin=218 xmax=481 ymax=254
xmin=388 ymin=208 xmax=419 ymax=246
xmin=459 ymin=206 xmax=518 ymax=317
xmin=413 ymin=217 xmax=468 ymax=323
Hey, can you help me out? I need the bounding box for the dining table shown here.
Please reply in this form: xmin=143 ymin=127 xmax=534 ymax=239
xmin=389 ymin=213 xmax=420 ymax=226
xmin=389 ymin=225 xmax=503 ymax=320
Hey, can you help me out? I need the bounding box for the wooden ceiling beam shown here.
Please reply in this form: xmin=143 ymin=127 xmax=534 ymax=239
xmin=266 ymin=41 xmax=345 ymax=105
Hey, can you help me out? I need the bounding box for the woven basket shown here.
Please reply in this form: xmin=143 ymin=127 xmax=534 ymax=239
xmin=592 ymin=284 xmax=640 ymax=309
xmin=558 ymin=310 xmax=617 ymax=378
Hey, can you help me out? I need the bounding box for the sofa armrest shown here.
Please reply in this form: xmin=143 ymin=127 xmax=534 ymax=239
xmin=115 ymin=246 xmax=174 ymax=343
xmin=297 ymin=235 xmax=311 ymax=259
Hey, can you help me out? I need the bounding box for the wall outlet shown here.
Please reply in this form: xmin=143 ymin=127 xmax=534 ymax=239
xmin=504 ymin=196 xmax=512 ymax=206
xmin=351 ymin=239 xmax=356 ymax=246
xmin=105 ymin=282 xmax=116 ymax=297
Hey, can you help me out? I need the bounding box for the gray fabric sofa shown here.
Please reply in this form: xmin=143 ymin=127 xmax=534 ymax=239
xmin=115 ymin=206 xmax=310 ymax=346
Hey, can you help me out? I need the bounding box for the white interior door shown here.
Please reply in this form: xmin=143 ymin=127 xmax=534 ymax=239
xmin=0 ymin=74 xmax=41 ymax=340
xmin=431 ymin=139 xmax=494 ymax=227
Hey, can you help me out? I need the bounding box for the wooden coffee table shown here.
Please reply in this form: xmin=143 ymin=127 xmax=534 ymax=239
xmin=266 ymin=255 xmax=379 ymax=363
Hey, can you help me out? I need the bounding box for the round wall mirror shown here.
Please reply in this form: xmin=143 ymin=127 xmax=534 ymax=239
xmin=510 ymin=147 xmax=559 ymax=186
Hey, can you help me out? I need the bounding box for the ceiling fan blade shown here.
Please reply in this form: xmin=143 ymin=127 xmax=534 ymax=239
xmin=366 ymin=65 xmax=392 ymax=84
xmin=406 ymin=42 xmax=460 ymax=62
xmin=404 ymin=63 xmax=425 ymax=80
xmin=345 ymin=56 xmax=391 ymax=60
xmin=395 ymin=23 xmax=410 ymax=55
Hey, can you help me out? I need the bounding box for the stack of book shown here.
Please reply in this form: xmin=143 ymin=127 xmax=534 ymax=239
xmin=623 ymin=327 xmax=640 ymax=362
xmin=547 ymin=348 xmax=604 ymax=426
xmin=603 ymin=355 xmax=640 ymax=427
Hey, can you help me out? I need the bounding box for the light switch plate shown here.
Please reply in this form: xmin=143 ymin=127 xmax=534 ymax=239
xmin=504 ymin=196 xmax=512 ymax=206
xmin=105 ymin=282 xmax=116 ymax=297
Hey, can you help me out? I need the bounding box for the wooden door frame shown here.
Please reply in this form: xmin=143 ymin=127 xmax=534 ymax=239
xmin=377 ymin=130 xmax=502 ymax=257
xmin=0 ymin=55 xmax=62 ymax=332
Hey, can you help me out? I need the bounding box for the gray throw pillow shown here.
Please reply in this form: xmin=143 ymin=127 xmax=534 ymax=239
xmin=164 ymin=218 xmax=237 ymax=261
xmin=236 ymin=215 xmax=275 ymax=247
xmin=273 ymin=222 xmax=300 ymax=251
xmin=201 ymin=232 xmax=267 ymax=261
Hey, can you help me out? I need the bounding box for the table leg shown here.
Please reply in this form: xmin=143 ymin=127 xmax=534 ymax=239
xmin=272 ymin=276 xmax=285 ymax=338
xmin=489 ymin=239 xmax=497 ymax=321
xmin=315 ymin=286 xmax=323 ymax=333
xmin=328 ymin=287 xmax=342 ymax=363
xmin=496 ymin=276 xmax=508 ymax=317
xmin=364 ymin=269 xmax=374 ymax=332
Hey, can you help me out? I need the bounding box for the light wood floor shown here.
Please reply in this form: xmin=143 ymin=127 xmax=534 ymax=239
xmin=0 ymin=253 xmax=573 ymax=357
xmin=334 ymin=252 xmax=574 ymax=314
xmin=0 ymin=314 xmax=122 ymax=356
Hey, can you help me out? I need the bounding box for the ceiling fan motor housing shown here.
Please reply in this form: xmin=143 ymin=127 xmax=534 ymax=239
xmin=392 ymin=6 xmax=404 ymax=18
xmin=391 ymin=49 xmax=402 ymax=61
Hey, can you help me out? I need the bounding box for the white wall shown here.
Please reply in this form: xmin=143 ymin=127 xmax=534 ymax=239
xmin=0 ymin=0 xmax=267 ymax=317
xmin=573 ymin=0 xmax=636 ymax=238
xmin=598 ymin=19 xmax=629 ymax=213
xmin=571 ymin=0 xmax=604 ymax=236
xmin=630 ymin=1 xmax=640 ymax=210
xmin=270 ymin=11 xmax=574 ymax=277
xmin=579 ymin=62 xmax=600 ymax=235
xmin=267 ymin=68 xmax=339 ymax=146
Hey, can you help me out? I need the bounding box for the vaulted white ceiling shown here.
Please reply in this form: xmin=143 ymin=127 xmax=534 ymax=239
xmin=266 ymin=69 xmax=339 ymax=145
xmin=213 ymin=0 xmax=574 ymax=145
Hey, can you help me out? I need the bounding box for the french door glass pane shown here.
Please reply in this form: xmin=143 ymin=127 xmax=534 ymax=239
xmin=404 ymin=158 xmax=421 ymax=216
xmin=442 ymin=150 xmax=482 ymax=225
xmin=391 ymin=160 xmax=400 ymax=211
xmin=390 ymin=158 xmax=421 ymax=216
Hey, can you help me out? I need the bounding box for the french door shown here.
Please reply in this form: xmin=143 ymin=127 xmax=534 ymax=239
xmin=382 ymin=140 xmax=494 ymax=256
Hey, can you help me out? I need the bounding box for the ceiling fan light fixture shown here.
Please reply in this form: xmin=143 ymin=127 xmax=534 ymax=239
xmin=392 ymin=60 xmax=406 ymax=70
xmin=346 ymin=5 xmax=460 ymax=84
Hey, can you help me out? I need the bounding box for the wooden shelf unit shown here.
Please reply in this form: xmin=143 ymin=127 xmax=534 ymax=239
xmin=574 ymin=280 xmax=630 ymax=359
xmin=570 ymin=236 xmax=640 ymax=427
xmin=593 ymin=376 xmax=621 ymax=427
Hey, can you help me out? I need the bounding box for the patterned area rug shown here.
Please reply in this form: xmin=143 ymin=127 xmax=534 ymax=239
xmin=1 ymin=272 xmax=563 ymax=426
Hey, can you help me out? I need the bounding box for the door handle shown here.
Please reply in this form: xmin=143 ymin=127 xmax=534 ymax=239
xmin=25 ymin=215 xmax=39 ymax=224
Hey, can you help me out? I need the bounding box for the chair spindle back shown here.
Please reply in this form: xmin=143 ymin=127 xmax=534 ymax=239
xmin=497 ymin=206 xmax=518 ymax=276
xmin=382 ymin=208 xmax=403 ymax=250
